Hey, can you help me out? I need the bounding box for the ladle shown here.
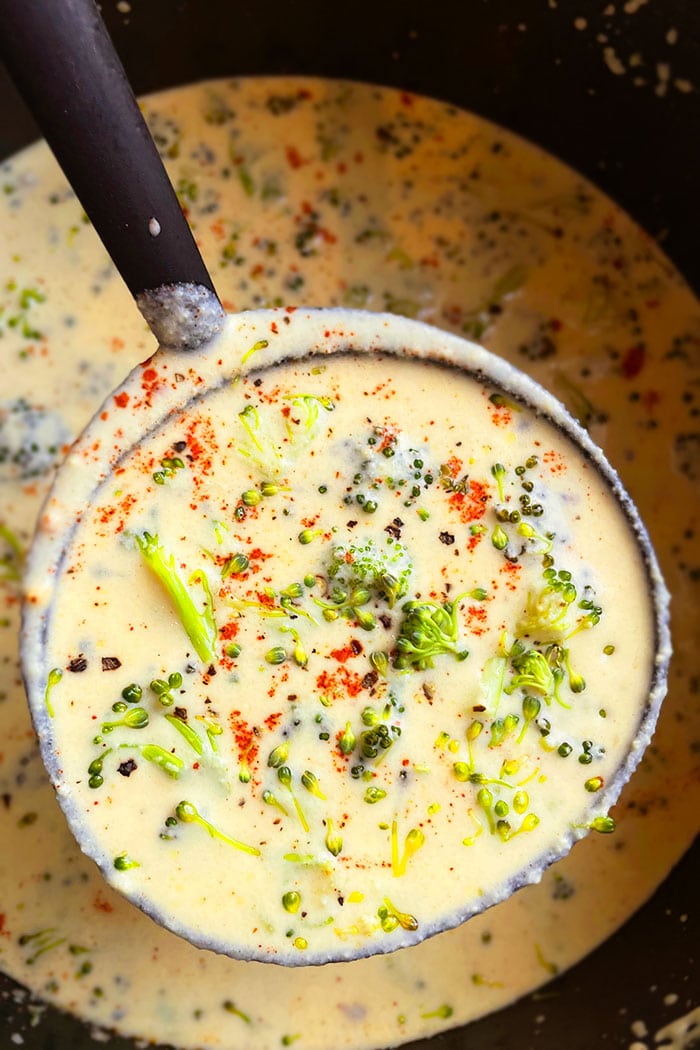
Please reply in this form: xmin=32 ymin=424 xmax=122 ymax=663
xmin=0 ymin=0 xmax=225 ymax=350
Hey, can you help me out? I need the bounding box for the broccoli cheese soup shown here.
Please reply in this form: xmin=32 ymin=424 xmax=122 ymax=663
xmin=1 ymin=77 xmax=697 ymax=1050
xmin=22 ymin=310 xmax=667 ymax=965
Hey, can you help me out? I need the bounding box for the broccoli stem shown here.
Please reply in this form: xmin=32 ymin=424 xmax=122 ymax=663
xmin=136 ymin=531 xmax=217 ymax=665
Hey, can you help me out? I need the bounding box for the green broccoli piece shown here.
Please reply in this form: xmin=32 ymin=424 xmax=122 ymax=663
xmin=393 ymin=597 xmax=469 ymax=671
xmin=327 ymin=536 xmax=413 ymax=609
xmin=505 ymin=648 xmax=554 ymax=697
xmin=136 ymin=531 xmax=217 ymax=665
xmin=517 ymin=586 xmax=574 ymax=641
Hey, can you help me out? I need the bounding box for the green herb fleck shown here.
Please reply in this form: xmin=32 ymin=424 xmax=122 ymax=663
xmin=113 ymin=852 xmax=140 ymax=871
xmin=0 ymin=523 xmax=24 ymax=582
xmin=325 ymin=817 xmax=343 ymax=856
xmin=44 ymin=667 xmax=63 ymax=718
xmin=420 ymin=1003 xmax=453 ymax=1020
xmin=282 ymin=890 xmax=301 ymax=914
xmin=176 ymin=800 xmax=260 ymax=856
xmin=223 ymin=1000 xmax=252 ymax=1023
xmin=101 ymin=707 xmax=149 ymax=733
xmin=277 ymin=767 xmax=309 ymax=832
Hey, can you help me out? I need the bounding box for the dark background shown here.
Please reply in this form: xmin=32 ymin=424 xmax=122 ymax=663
xmin=2 ymin=0 xmax=699 ymax=292
xmin=1 ymin=1 xmax=698 ymax=1047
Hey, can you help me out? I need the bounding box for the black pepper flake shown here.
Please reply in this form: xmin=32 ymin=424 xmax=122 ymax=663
xmin=338 ymin=896 xmax=345 ymax=906
xmin=254 ymin=378 xmax=263 ymax=387
xmin=346 ymin=520 xmax=358 ymax=529
xmin=384 ymin=517 xmax=404 ymax=540
xmin=68 ymin=654 xmax=88 ymax=673
xmin=439 ymin=531 xmax=455 ymax=545
xmin=101 ymin=656 xmax=121 ymax=671
xmin=172 ymin=440 xmax=187 ymax=453
xmin=350 ymin=639 xmax=363 ymax=656
xmin=361 ymin=670 xmax=379 ymax=691
xmin=117 ymin=759 xmax=137 ymax=777
xmin=206 ymin=664 xmax=216 ymax=677
xmin=174 ymin=707 xmax=188 ymax=721
xmin=379 ymin=613 xmax=392 ymax=629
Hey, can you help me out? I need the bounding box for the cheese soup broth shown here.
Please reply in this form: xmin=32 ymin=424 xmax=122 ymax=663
xmin=24 ymin=325 xmax=662 ymax=964
xmin=0 ymin=77 xmax=698 ymax=1048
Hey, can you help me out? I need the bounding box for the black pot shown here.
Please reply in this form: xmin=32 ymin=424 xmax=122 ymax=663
xmin=0 ymin=2 xmax=697 ymax=1048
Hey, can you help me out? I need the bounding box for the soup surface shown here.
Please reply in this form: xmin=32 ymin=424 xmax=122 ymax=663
xmin=23 ymin=311 xmax=665 ymax=964
xmin=0 ymin=77 xmax=698 ymax=1048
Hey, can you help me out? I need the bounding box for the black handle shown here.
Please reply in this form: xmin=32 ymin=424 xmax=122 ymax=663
xmin=0 ymin=0 xmax=223 ymax=346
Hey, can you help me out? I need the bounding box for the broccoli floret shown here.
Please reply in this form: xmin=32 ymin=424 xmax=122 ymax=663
xmin=328 ymin=536 xmax=413 ymax=609
xmin=518 ymin=577 xmax=602 ymax=642
xmin=517 ymin=578 xmax=576 ymax=641
xmin=235 ymin=403 xmax=284 ymax=476
xmin=235 ymin=395 xmax=334 ymax=477
xmin=505 ymin=648 xmax=554 ymax=697
xmin=393 ymin=597 xmax=469 ymax=672
xmin=0 ymin=399 xmax=70 ymax=481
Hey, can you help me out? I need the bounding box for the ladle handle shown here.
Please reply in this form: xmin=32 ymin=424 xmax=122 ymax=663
xmin=0 ymin=0 xmax=223 ymax=348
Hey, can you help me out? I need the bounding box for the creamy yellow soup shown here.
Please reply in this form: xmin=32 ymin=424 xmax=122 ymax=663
xmin=0 ymin=77 xmax=698 ymax=1048
xmin=22 ymin=310 xmax=667 ymax=965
